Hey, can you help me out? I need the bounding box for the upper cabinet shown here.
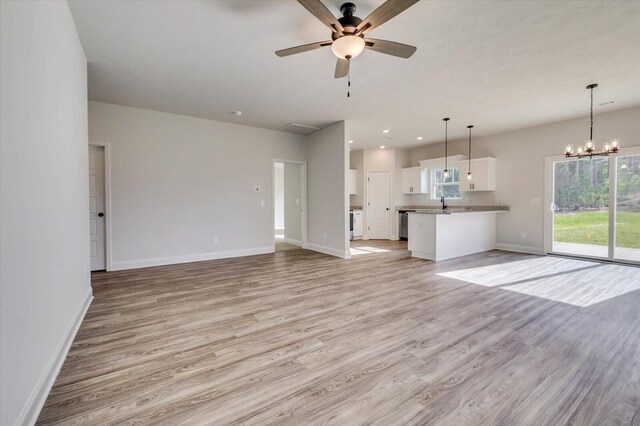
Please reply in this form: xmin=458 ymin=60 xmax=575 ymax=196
xmin=349 ymin=169 xmax=358 ymax=195
xmin=457 ymin=157 xmax=496 ymax=191
xmin=401 ymin=167 xmax=427 ymax=194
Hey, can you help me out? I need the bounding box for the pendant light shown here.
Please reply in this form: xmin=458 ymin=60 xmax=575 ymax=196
xmin=466 ymin=125 xmax=474 ymax=180
xmin=564 ymin=83 xmax=620 ymax=158
xmin=443 ymin=118 xmax=450 ymax=178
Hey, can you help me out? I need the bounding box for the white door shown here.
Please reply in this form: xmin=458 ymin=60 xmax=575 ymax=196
xmin=89 ymin=146 xmax=106 ymax=271
xmin=367 ymin=171 xmax=390 ymax=239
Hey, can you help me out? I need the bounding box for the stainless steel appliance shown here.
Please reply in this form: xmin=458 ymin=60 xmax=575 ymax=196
xmin=349 ymin=210 xmax=354 ymax=241
xmin=398 ymin=210 xmax=415 ymax=240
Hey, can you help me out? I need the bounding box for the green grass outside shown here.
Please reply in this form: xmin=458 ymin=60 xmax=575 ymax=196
xmin=554 ymin=210 xmax=640 ymax=248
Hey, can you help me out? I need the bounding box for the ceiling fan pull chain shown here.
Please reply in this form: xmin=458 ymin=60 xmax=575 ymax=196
xmin=347 ymin=67 xmax=351 ymax=98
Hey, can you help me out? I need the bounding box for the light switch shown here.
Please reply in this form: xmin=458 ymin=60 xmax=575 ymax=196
xmin=296 ymin=198 xmax=300 ymax=205
xmin=530 ymin=197 xmax=541 ymax=205
xmin=260 ymin=199 xmax=265 ymax=207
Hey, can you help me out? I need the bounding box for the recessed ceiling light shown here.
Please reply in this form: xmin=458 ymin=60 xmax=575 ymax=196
xmin=231 ymin=111 xmax=243 ymax=116
xmin=382 ymin=129 xmax=390 ymax=133
xmin=349 ymin=140 xmax=354 ymax=144
xmin=380 ymin=145 xmax=386 ymax=149
xmin=417 ymin=136 xmax=423 ymax=141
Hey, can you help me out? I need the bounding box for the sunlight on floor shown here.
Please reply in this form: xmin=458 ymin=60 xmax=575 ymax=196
xmin=438 ymin=256 xmax=640 ymax=307
xmin=350 ymin=246 xmax=391 ymax=256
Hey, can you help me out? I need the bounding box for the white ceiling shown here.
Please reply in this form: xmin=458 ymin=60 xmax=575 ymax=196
xmin=68 ymin=0 xmax=640 ymax=149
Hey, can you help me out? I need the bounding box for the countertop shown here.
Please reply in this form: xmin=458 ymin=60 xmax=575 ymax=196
xmin=350 ymin=206 xmax=363 ymax=210
xmin=399 ymin=205 xmax=510 ymax=215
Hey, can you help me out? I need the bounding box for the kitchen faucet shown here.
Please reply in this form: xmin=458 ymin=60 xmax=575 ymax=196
xmin=441 ymin=195 xmax=447 ymax=210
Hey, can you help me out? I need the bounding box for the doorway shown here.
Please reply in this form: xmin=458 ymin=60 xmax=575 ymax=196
xmin=89 ymin=145 xmax=107 ymax=270
xmin=544 ymin=148 xmax=640 ymax=264
xmin=367 ymin=171 xmax=391 ymax=239
xmin=273 ymin=160 xmax=306 ymax=252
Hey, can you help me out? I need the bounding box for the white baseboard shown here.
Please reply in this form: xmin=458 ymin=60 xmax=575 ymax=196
xmin=18 ymin=288 xmax=93 ymax=426
xmin=111 ymin=246 xmax=274 ymax=271
xmin=306 ymin=242 xmax=349 ymax=258
xmin=495 ymin=243 xmax=545 ymax=255
xmin=281 ymin=238 xmax=302 ymax=246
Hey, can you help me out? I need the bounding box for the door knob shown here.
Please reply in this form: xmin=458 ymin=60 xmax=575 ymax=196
xmin=98 ymin=212 xmax=104 ymax=217
xmin=386 ymin=208 xmax=389 ymax=211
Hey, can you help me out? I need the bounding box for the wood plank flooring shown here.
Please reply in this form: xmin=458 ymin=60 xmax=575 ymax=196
xmin=38 ymin=242 xmax=640 ymax=425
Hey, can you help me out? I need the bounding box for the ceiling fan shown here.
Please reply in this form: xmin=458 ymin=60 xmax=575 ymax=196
xmin=276 ymin=0 xmax=419 ymax=79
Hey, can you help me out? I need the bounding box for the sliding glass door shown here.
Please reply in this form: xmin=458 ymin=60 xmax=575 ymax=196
xmin=551 ymin=157 xmax=609 ymax=259
xmin=546 ymin=149 xmax=640 ymax=264
xmin=615 ymin=153 xmax=640 ymax=262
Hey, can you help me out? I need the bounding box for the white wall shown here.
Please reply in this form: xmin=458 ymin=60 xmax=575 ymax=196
xmin=307 ymin=121 xmax=350 ymax=257
xmin=88 ymin=101 xmax=307 ymax=270
xmin=406 ymin=106 xmax=640 ymax=252
xmin=283 ymin=162 xmax=302 ymax=244
xmin=0 ymin=2 xmax=91 ymax=425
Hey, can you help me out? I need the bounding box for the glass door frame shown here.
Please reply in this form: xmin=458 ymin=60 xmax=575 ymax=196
xmin=544 ymin=146 xmax=640 ymax=266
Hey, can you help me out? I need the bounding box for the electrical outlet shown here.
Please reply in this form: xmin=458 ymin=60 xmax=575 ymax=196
xmin=521 ymin=232 xmax=527 ymax=240
xmin=323 ymin=232 xmax=327 ymax=240
xmin=213 ymin=237 xmax=219 ymax=245
xmin=296 ymin=198 xmax=300 ymax=205
xmin=260 ymin=199 xmax=265 ymax=207
xmin=495 ymin=196 xmax=501 ymax=204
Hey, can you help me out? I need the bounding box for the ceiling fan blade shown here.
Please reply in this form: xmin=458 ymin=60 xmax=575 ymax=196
xmin=334 ymin=58 xmax=349 ymax=79
xmin=356 ymin=0 xmax=420 ymax=36
xmin=275 ymin=40 xmax=332 ymax=57
xmin=297 ymin=0 xmax=345 ymax=34
xmin=365 ymin=38 xmax=417 ymax=58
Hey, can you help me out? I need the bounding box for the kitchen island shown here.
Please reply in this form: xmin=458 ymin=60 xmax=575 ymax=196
xmin=407 ymin=206 xmax=509 ymax=261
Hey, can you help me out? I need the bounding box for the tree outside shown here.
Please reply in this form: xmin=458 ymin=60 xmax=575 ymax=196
xmin=553 ymin=155 xmax=640 ymax=250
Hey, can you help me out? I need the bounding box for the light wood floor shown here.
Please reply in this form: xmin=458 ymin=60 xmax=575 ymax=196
xmin=38 ymin=242 xmax=640 ymax=425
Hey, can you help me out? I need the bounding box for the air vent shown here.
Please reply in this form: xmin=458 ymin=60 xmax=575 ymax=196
xmin=281 ymin=123 xmax=320 ymax=135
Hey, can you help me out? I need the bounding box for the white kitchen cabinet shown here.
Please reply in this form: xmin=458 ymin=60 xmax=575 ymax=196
xmin=353 ymin=210 xmax=363 ymax=237
xmin=349 ymin=169 xmax=358 ymax=195
xmin=401 ymin=167 xmax=427 ymax=194
xmin=457 ymin=157 xmax=496 ymax=192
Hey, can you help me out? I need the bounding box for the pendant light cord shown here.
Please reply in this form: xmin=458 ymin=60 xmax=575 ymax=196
xmin=468 ymin=127 xmax=471 ymax=171
xmin=589 ymin=85 xmax=594 ymax=141
xmin=444 ymin=118 xmax=449 ymax=172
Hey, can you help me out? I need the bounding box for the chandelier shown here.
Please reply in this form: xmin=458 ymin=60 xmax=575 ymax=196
xmin=564 ymin=83 xmax=620 ymax=158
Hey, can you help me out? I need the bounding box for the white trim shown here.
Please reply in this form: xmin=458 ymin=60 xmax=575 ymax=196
xmin=495 ymin=243 xmax=546 ymax=255
xmin=306 ymin=242 xmax=349 ymax=258
xmin=410 ymin=249 xmax=436 ymax=261
xmin=110 ymin=246 xmax=273 ymax=271
xmin=17 ymin=289 xmax=93 ymax=426
xmin=281 ymin=238 xmax=302 ymax=246
xmin=89 ymin=142 xmax=113 ymax=271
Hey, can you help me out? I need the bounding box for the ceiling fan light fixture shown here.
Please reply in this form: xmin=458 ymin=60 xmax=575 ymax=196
xmin=331 ymin=35 xmax=365 ymax=60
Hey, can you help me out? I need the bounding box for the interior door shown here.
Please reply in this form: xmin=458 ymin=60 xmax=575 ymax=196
xmin=367 ymin=171 xmax=390 ymax=239
xmin=283 ymin=162 xmax=303 ymax=245
xmin=89 ymin=145 xmax=106 ymax=271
